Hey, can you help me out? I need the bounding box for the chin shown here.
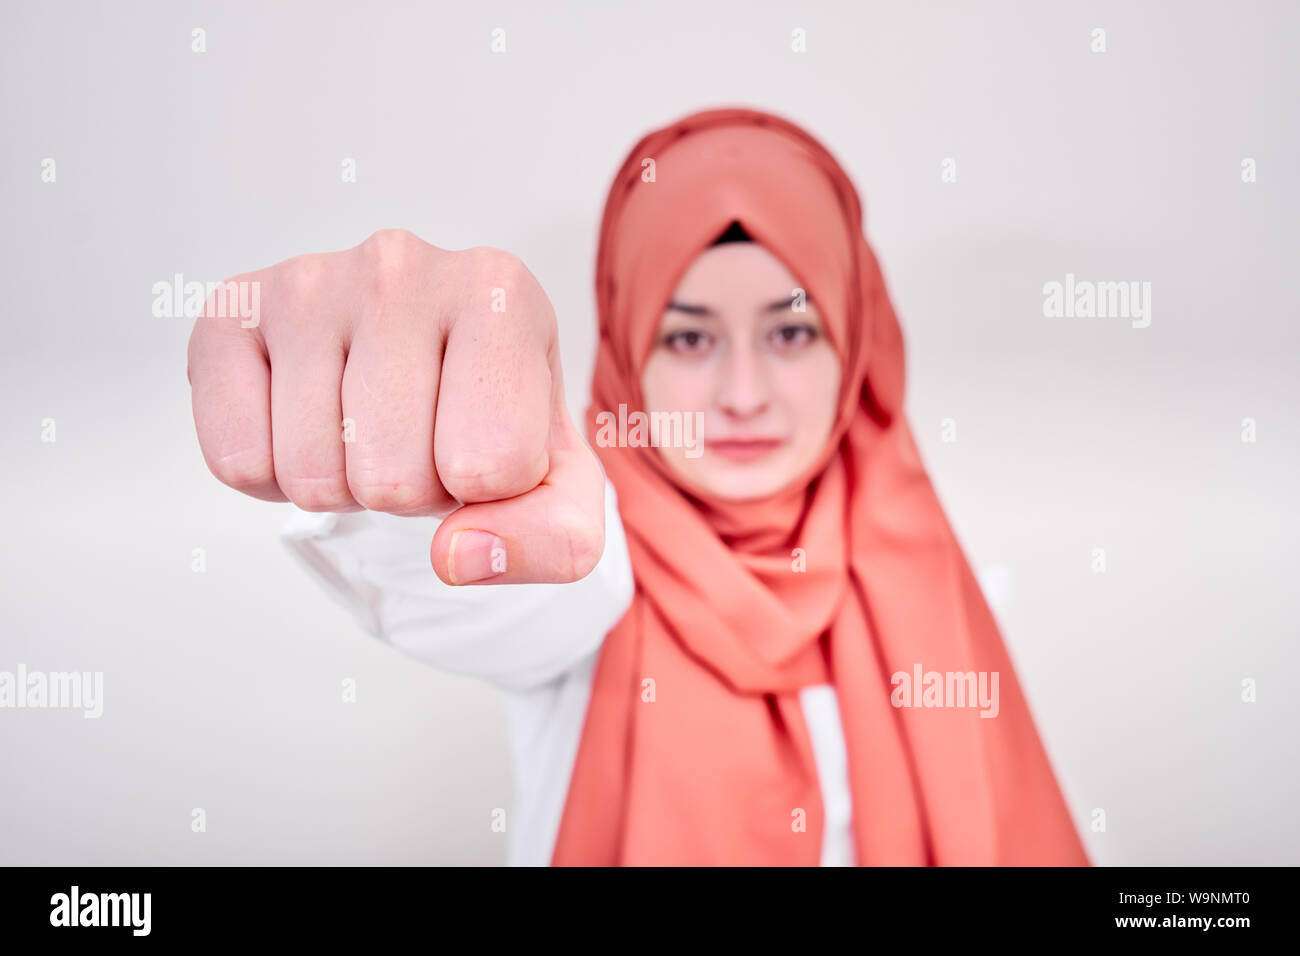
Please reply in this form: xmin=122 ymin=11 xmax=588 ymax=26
xmin=689 ymin=464 xmax=796 ymax=502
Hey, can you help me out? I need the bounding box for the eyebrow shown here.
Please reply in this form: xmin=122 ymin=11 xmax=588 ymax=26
xmin=665 ymin=293 xmax=814 ymax=317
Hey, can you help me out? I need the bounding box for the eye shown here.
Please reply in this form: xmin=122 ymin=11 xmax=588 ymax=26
xmin=662 ymin=328 xmax=714 ymax=355
xmin=768 ymin=324 xmax=819 ymax=350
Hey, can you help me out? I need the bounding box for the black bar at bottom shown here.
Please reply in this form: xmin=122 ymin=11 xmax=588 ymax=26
xmin=0 ymin=865 xmax=1283 ymax=942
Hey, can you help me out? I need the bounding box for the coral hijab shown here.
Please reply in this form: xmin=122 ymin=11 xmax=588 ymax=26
xmin=552 ymin=107 xmax=1089 ymax=866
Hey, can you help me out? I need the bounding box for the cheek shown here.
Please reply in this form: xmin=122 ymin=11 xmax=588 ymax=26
xmin=779 ymin=350 xmax=842 ymax=441
xmin=641 ymin=355 xmax=713 ymax=413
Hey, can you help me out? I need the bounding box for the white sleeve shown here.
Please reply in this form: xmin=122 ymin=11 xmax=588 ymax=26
xmin=279 ymin=478 xmax=635 ymax=693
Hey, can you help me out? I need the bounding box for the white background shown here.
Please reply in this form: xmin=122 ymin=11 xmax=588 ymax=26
xmin=1 ymin=0 xmax=1296 ymax=864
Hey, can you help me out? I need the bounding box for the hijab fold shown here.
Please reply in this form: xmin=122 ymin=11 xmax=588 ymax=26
xmin=551 ymin=107 xmax=1089 ymax=866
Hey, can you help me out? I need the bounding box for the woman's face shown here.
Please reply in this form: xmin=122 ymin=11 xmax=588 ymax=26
xmin=640 ymin=241 xmax=842 ymax=502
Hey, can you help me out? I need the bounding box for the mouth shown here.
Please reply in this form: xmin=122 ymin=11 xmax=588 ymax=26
xmin=706 ymin=437 xmax=786 ymax=462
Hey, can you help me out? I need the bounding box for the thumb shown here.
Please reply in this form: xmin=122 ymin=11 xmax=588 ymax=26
xmin=430 ymin=416 xmax=606 ymax=586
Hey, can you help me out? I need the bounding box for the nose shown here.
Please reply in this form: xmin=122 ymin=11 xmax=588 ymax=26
xmin=715 ymin=341 xmax=771 ymax=420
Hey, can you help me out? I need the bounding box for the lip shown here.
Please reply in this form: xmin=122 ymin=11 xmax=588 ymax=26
xmin=706 ymin=437 xmax=786 ymax=462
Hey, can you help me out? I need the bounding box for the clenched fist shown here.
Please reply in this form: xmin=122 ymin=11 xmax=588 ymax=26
xmin=186 ymin=229 xmax=605 ymax=586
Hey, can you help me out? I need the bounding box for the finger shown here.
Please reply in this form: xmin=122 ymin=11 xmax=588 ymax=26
xmin=340 ymin=308 xmax=455 ymax=516
xmin=268 ymin=328 xmax=359 ymax=513
xmin=187 ymin=271 xmax=287 ymax=502
xmin=430 ymin=409 xmax=606 ymax=585
xmin=433 ymin=249 xmax=553 ymax=504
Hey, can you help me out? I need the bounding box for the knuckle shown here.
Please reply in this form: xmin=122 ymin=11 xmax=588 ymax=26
xmin=276 ymin=254 xmax=329 ymax=307
xmin=451 ymin=246 xmax=555 ymax=339
xmin=277 ymin=474 xmax=353 ymax=512
xmin=189 ymin=272 xmax=250 ymax=334
xmin=461 ymin=245 xmax=528 ymax=295
xmin=365 ymin=227 xmax=419 ymax=255
xmin=558 ymin=514 xmax=604 ymax=582
xmin=265 ymin=254 xmax=346 ymax=341
xmin=208 ymin=448 xmax=276 ymax=494
xmin=347 ymin=467 xmax=437 ymax=514
xmin=437 ymin=451 xmax=531 ymax=503
xmin=361 ymin=229 xmax=423 ymax=282
xmin=197 ymin=275 xmax=234 ymax=319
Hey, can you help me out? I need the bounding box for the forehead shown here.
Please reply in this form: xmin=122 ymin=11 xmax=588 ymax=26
xmin=668 ymin=242 xmax=807 ymax=304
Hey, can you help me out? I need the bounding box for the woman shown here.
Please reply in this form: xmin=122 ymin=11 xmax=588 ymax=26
xmin=204 ymin=106 xmax=1089 ymax=866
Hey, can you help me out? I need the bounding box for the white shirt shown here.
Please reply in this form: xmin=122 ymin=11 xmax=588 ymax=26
xmin=280 ymin=479 xmax=858 ymax=866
